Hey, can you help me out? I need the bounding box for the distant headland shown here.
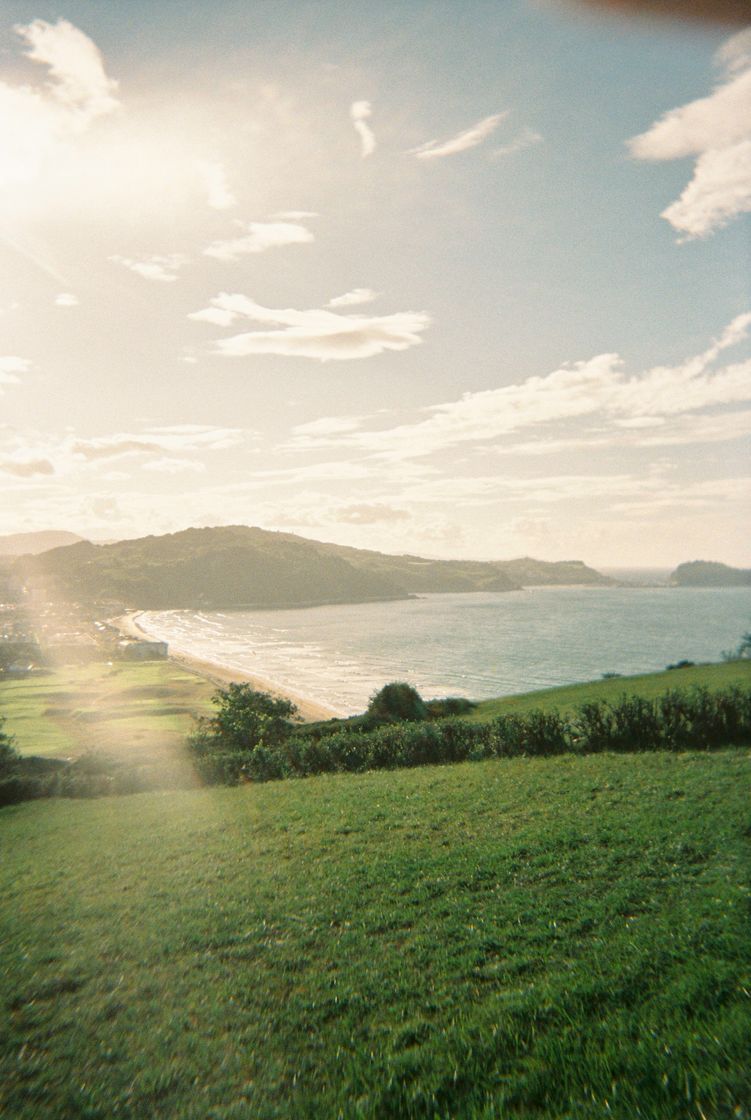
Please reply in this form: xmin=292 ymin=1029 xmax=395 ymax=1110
xmin=669 ymin=561 xmax=751 ymax=587
xmin=8 ymin=524 xmax=611 ymax=610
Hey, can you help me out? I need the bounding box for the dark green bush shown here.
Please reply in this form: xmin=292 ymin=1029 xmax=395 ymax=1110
xmin=0 ymin=716 xmax=20 ymax=776
xmin=425 ymin=696 xmax=477 ymax=718
xmin=367 ymin=682 xmax=428 ymax=723
xmin=0 ymin=775 xmax=46 ymax=807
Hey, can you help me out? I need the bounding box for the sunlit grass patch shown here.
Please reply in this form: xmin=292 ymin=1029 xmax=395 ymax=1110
xmin=1 ymin=750 xmax=749 ymax=1118
xmin=0 ymin=661 xmax=215 ymax=760
xmin=471 ymin=659 xmax=751 ymax=722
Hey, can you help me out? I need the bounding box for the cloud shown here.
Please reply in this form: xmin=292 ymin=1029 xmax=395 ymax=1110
xmin=72 ymin=438 xmax=164 ymax=460
xmin=189 ymin=292 xmax=431 ymax=361
xmin=715 ymin=27 xmax=751 ymax=74
xmin=491 ymin=128 xmax=543 ymax=160
xmin=288 ymin=311 xmax=751 ymax=460
xmin=0 ymin=356 xmax=30 ymax=387
xmin=0 ymin=19 xmax=119 ymax=189
xmin=350 ymin=100 xmax=375 ymax=158
xmin=412 ymin=112 xmax=507 ymax=161
xmin=54 ymin=292 xmax=79 ymax=307
xmin=19 ymin=18 xmax=119 ymax=122
xmin=628 ymin=35 xmax=751 ymax=237
xmin=272 ymin=210 xmax=318 ymax=220
xmin=327 ymin=288 xmax=379 ymax=308
xmin=334 ymin=503 xmax=410 ymax=524
xmin=197 ymin=160 xmax=236 ymax=210
xmin=0 ymin=457 xmax=54 ymax=477
xmin=292 ymin=415 xmax=366 ymax=437
xmin=109 ymin=254 xmax=187 ymax=282
xmin=141 ymin=457 xmax=206 ymax=474
xmin=204 ymin=220 xmax=314 ymax=261
xmin=70 ymin=425 xmax=243 ymax=462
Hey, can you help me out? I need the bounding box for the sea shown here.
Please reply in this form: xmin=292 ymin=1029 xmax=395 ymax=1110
xmin=136 ymin=576 xmax=751 ymax=716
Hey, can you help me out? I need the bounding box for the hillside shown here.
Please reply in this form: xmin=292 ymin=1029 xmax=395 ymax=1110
xmin=15 ymin=527 xmax=406 ymax=610
xmin=297 ymin=537 xmax=610 ymax=593
xmin=14 ymin=525 xmax=609 ymax=609
xmin=0 ymin=530 xmax=84 ymax=557
xmin=1 ymin=751 xmax=748 ymax=1119
xmin=671 ymin=560 xmax=751 ymax=587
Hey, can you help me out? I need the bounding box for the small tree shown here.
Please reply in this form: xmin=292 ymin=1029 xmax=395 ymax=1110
xmin=202 ymin=683 xmax=299 ymax=750
xmin=367 ymin=681 xmax=428 ymax=723
xmin=0 ymin=717 xmax=19 ymax=776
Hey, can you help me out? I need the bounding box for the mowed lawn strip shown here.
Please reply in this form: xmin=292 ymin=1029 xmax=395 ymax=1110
xmin=1 ymin=750 xmax=749 ymax=1119
xmin=0 ymin=661 xmax=216 ymax=760
xmin=470 ymin=660 xmax=751 ymax=722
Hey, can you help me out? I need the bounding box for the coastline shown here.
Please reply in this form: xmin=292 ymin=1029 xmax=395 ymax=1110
xmin=112 ymin=611 xmax=341 ymax=723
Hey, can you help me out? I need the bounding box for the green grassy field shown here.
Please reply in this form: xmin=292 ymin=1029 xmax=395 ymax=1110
xmin=2 ymin=749 xmax=749 ymax=1119
xmin=471 ymin=660 xmax=751 ymax=721
xmin=0 ymin=661 xmax=215 ymax=758
xmin=2 ymin=658 xmax=749 ymax=766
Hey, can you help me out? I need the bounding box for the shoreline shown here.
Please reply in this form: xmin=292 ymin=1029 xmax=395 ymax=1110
xmin=111 ymin=612 xmax=341 ymax=723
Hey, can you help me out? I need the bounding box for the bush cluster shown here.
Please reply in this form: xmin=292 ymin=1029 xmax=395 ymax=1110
xmin=188 ymin=683 xmax=751 ymax=786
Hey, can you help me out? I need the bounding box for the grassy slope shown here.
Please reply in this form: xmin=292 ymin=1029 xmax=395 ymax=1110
xmin=0 ymin=661 xmax=215 ymax=759
xmin=471 ymin=660 xmax=751 ymax=722
xmin=2 ymin=659 xmax=749 ymax=762
xmin=2 ymin=750 xmax=749 ymax=1120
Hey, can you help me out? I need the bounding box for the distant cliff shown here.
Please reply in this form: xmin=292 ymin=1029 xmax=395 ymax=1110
xmin=15 ymin=525 xmax=611 ymax=609
xmin=670 ymin=561 xmax=751 ymax=587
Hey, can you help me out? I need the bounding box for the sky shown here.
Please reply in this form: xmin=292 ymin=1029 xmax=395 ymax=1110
xmin=0 ymin=0 xmax=749 ymax=567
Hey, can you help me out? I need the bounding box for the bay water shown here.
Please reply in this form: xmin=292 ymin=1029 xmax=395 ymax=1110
xmin=137 ymin=584 xmax=751 ymax=715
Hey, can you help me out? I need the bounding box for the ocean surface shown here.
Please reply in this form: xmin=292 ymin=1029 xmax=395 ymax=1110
xmin=137 ymin=583 xmax=751 ymax=716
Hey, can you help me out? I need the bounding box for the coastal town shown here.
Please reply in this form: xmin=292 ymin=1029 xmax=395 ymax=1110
xmin=0 ymin=592 xmax=167 ymax=677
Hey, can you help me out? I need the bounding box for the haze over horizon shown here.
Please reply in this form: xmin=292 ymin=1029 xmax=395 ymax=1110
xmin=1 ymin=1 xmax=750 ymax=568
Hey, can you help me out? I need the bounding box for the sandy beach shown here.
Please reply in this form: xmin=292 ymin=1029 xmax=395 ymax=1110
xmin=112 ymin=612 xmax=339 ymax=723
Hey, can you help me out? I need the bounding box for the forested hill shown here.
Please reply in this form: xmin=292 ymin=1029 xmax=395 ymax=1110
xmin=670 ymin=561 xmax=751 ymax=587
xmin=297 ymin=537 xmax=611 ymax=593
xmin=15 ymin=525 xmax=610 ymax=609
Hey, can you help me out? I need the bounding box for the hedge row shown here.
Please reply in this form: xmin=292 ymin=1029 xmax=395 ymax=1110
xmin=189 ymin=684 xmax=751 ymax=785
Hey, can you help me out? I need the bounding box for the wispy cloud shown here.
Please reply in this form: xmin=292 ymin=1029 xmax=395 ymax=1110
xmin=292 ymin=415 xmax=366 ymax=438
xmin=412 ymin=112 xmax=507 ymax=161
xmin=197 ymin=160 xmax=236 ymax=210
xmin=0 ymin=356 xmax=30 ymax=387
xmin=287 ymin=312 xmax=751 ymax=459
xmin=204 ymin=219 xmax=314 ymax=261
xmin=141 ymin=457 xmax=206 ymax=474
xmin=0 ymin=456 xmax=54 ymax=477
xmin=109 ymin=254 xmax=187 ymax=282
xmin=70 ymin=425 xmax=243 ymax=462
xmin=334 ymin=503 xmax=409 ymax=524
xmin=54 ymin=292 xmax=79 ymax=307
xmin=628 ymin=31 xmax=751 ymax=238
xmin=327 ymin=288 xmax=379 ymax=308
xmin=491 ymin=127 xmax=543 ymax=160
xmin=272 ymin=210 xmax=318 ymax=221
xmin=72 ymin=438 xmax=163 ymax=461
xmin=350 ymin=100 xmax=376 ymax=158
xmin=189 ymin=292 xmax=430 ymax=362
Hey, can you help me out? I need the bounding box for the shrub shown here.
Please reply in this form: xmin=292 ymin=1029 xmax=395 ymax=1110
xmin=205 ymin=683 xmax=298 ymax=749
xmin=183 ymin=683 xmax=751 ymax=788
xmin=425 ymin=696 xmax=477 ymax=719
xmin=0 ymin=717 xmax=20 ymax=776
xmin=571 ymin=701 xmax=614 ymax=753
xmin=367 ymin=682 xmax=428 ymax=723
xmin=187 ymin=684 xmax=300 ymax=783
